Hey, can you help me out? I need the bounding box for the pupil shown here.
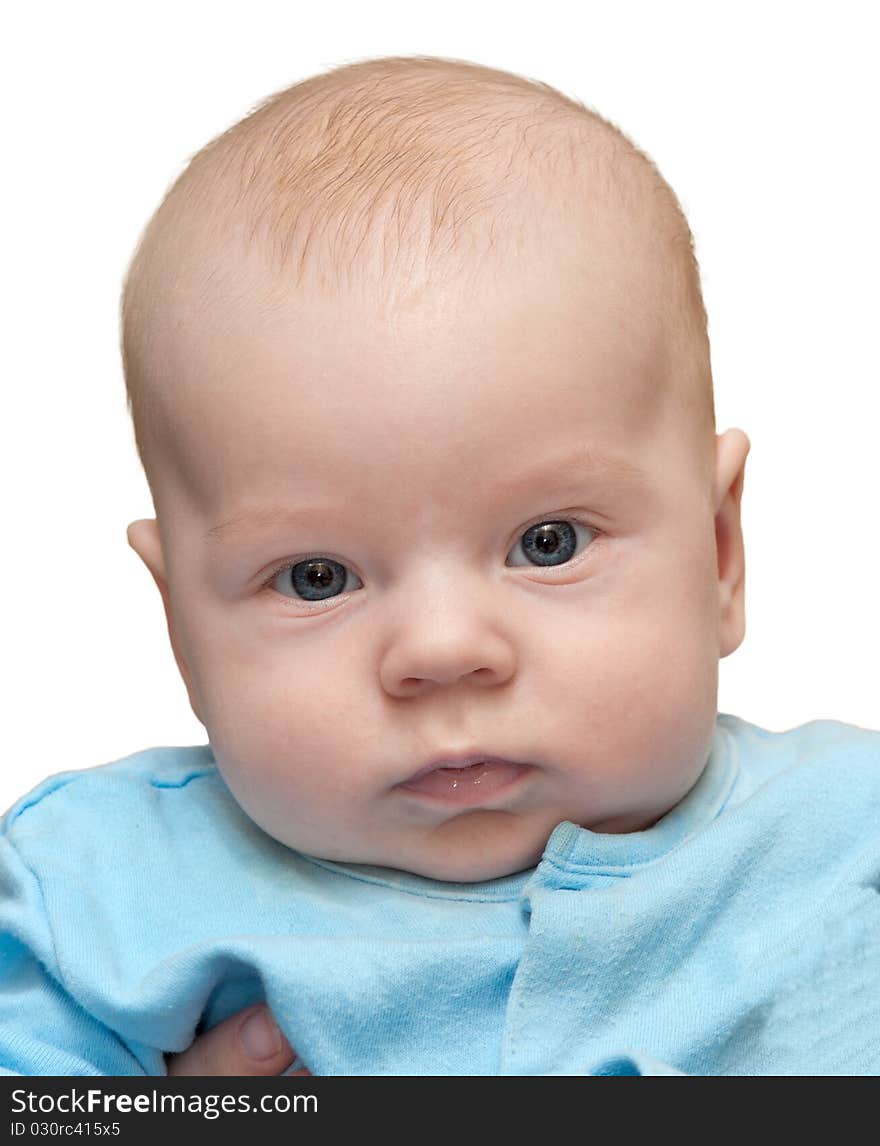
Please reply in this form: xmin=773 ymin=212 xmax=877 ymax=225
xmin=535 ymin=526 xmax=559 ymax=553
xmin=308 ymin=562 xmax=334 ymax=587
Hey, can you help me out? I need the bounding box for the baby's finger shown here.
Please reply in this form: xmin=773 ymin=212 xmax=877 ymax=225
xmin=166 ymin=1004 xmax=308 ymax=1076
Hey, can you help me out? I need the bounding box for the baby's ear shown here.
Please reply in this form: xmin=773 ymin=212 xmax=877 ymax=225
xmin=713 ymin=429 xmax=750 ymax=658
xmin=126 ymin=519 xmax=203 ymax=724
xmin=127 ymin=518 xmax=167 ymax=594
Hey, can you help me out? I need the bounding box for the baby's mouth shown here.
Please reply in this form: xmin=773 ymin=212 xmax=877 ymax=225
xmin=398 ymin=755 xmax=533 ymax=805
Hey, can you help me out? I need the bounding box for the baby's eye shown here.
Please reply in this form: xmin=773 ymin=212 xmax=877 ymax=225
xmin=506 ymin=520 xmax=596 ymax=568
xmin=271 ymin=558 xmax=363 ymax=602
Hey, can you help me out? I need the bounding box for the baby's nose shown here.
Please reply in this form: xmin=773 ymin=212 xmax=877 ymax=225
xmin=378 ymin=576 xmax=516 ymax=698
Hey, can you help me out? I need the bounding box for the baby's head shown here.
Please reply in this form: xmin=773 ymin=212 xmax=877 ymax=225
xmin=122 ymin=56 xmax=749 ymax=882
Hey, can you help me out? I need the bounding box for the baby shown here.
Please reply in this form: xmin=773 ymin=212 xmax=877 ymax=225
xmin=2 ymin=55 xmax=879 ymax=1077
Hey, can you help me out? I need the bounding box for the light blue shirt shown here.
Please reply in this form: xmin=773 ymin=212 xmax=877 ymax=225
xmin=2 ymin=714 xmax=879 ymax=1075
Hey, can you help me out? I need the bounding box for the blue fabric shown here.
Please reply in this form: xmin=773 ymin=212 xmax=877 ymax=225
xmin=2 ymin=714 xmax=879 ymax=1076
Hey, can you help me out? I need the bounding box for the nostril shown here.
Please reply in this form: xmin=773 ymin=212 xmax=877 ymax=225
xmin=398 ymin=667 xmax=496 ymax=691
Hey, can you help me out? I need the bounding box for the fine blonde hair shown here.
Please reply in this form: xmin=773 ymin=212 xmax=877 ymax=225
xmin=120 ymin=55 xmax=714 ymax=495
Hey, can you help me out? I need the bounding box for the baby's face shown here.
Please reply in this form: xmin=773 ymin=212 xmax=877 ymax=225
xmin=130 ymin=225 xmax=744 ymax=882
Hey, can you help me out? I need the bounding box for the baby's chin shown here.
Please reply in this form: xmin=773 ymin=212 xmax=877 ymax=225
xmin=307 ymin=815 xmax=557 ymax=885
xmin=356 ymin=797 xmax=676 ymax=883
xmin=387 ymin=845 xmax=543 ymax=885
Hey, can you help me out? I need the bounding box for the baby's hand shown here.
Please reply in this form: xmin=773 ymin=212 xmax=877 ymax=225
xmin=166 ymin=1004 xmax=311 ymax=1076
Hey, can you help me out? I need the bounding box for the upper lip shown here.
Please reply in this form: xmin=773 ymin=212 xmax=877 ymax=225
xmin=403 ymin=752 xmax=530 ymax=784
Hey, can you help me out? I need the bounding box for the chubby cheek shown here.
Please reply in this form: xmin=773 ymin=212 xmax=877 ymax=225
xmin=544 ymin=557 xmax=719 ymax=812
xmin=184 ymin=615 xmax=373 ymax=833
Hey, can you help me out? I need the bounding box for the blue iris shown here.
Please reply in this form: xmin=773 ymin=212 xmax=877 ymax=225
xmin=519 ymin=521 xmax=577 ymax=566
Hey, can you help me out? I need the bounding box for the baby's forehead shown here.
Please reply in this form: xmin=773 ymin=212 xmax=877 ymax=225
xmin=152 ymin=258 xmax=682 ymax=529
xmin=123 ymin=60 xmax=712 ymax=506
xmin=146 ymin=201 xmax=700 ymax=524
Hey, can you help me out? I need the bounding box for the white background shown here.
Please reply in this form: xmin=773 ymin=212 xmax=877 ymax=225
xmin=3 ymin=1 xmax=878 ymax=811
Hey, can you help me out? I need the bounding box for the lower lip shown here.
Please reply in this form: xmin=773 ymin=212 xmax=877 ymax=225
xmin=398 ymin=760 xmax=532 ymax=806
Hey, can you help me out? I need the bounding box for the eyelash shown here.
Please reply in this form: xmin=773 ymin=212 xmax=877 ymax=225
xmin=259 ymin=515 xmax=602 ymax=606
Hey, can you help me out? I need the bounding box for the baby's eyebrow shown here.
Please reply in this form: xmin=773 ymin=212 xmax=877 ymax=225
xmin=203 ymin=504 xmax=338 ymax=544
xmin=202 ymin=448 xmax=649 ymax=545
